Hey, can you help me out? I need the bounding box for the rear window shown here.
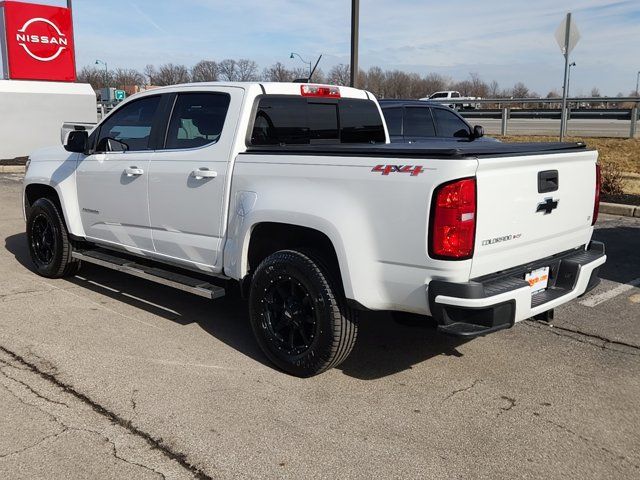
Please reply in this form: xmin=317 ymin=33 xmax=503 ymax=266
xmin=250 ymin=96 xmax=385 ymax=145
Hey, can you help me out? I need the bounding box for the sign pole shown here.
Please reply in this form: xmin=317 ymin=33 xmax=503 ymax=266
xmin=559 ymin=12 xmax=571 ymax=141
xmin=350 ymin=0 xmax=359 ymax=87
xmin=0 ymin=4 xmax=9 ymax=79
xmin=67 ymin=0 xmax=76 ymax=81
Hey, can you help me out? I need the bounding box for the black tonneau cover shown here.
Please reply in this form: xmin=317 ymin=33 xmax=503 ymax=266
xmin=244 ymin=141 xmax=587 ymax=159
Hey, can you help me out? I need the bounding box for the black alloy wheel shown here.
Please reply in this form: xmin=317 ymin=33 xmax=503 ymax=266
xmin=26 ymin=197 xmax=80 ymax=278
xmin=261 ymin=275 xmax=318 ymax=356
xmin=249 ymin=249 xmax=358 ymax=377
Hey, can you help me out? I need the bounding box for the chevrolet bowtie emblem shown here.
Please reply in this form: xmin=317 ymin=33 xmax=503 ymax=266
xmin=536 ymin=198 xmax=559 ymax=214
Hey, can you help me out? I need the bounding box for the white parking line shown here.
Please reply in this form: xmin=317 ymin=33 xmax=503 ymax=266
xmin=580 ymin=278 xmax=640 ymax=307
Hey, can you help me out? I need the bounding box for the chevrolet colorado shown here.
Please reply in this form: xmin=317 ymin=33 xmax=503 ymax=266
xmin=23 ymin=82 xmax=605 ymax=376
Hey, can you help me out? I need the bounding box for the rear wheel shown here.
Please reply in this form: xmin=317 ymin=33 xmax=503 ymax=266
xmin=249 ymin=250 xmax=358 ymax=377
xmin=26 ymin=198 xmax=80 ymax=278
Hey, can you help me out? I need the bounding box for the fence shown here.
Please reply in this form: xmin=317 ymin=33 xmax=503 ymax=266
xmin=444 ymin=97 xmax=639 ymax=139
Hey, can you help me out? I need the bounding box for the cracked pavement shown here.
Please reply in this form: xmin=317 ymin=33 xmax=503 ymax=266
xmin=1 ymin=174 xmax=639 ymax=479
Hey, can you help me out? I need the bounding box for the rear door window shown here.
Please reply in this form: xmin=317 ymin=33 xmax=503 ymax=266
xmin=164 ymin=93 xmax=231 ymax=149
xmin=404 ymin=107 xmax=436 ymax=137
xmin=432 ymin=108 xmax=471 ymax=138
xmin=250 ymin=96 xmax=385 ymax=145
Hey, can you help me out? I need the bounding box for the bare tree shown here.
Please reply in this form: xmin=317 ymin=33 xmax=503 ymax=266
xmin=77 ymin=66 xmax=113 ymax=90
xmin=191 ymin=60 xmax=218 ymax=82
xmin=218 ymin=59 xmax=238 ymax=81
xmin=236 ymin=59 xmax=259 ymax=81
xmin=363 ymin=66 xmax=386 ymax=97
xmin=262 ymin=62 xmax=294 ymax=82
xmin=155 ymin=64 xmax=190 ymax=86
xmin=144 ymin=64 xmax=157 ymax=85
xmin=468 ymin=72 xmax=489 ymax=97
xmin=112 ymin=68 xmax=145 ymax=89
xmin=452 ymin=80 xmax=473 ymax=96
xmin=310 ymin=67 xmax=326 ymax=84
xmin=327 ymin=64 xmax=350 ymax=87
xmin=488 ymin=80 xmax=500 ymax=97
xmin=512 ymin=82 xmax=530 ymax=98
xmin=423 ymin=73 xmax=449 ymax=96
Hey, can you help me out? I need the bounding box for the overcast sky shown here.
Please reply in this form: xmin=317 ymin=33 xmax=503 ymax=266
xmin=3 ymin=0 xmax=640 ymax=96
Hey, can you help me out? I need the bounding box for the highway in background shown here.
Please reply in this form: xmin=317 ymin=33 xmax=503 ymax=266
xmin=468 ymin=117 xmax=638 ymax=138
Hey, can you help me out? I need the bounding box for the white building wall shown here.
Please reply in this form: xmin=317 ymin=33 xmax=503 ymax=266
xmin=0 ymin=80 xmax=96 ymax=160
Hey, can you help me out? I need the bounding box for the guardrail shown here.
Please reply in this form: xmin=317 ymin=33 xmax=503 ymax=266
xmin=438 ymin=97 xmax=639 ymax=138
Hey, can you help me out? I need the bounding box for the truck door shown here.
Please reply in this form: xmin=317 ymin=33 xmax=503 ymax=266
xmin=76 ymin=95 xmax=163 ymax=253
xmin=147 ymin=88 xmax=244 ymax=271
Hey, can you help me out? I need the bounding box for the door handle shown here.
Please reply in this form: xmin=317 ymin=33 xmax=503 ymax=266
xmin=192 ymin=168 xmax=218 ymax=179
xmin=124 ymin=166 xmax=144 ymax=177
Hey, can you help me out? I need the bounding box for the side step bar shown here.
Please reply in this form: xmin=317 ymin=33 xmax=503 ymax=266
xmin=71 ymin=249 xmax=225 ymax=300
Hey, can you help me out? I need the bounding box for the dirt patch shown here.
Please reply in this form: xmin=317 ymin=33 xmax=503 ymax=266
xmin=0 ymin=157 xmax=28 ymax=166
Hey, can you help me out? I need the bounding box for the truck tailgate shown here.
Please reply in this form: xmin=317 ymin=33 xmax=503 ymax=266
xmin=471 ymin=150 xmax=598 ymax=278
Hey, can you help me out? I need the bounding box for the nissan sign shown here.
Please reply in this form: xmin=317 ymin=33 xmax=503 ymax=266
xmin=1 ymin=1 xmax=76 ymax=82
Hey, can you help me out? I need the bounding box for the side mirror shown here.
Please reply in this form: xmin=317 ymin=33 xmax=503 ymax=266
xmin=472 ymin=125 xmax=484 ymax=139
xmin=64 ymin=130 xmax=89 ymax=153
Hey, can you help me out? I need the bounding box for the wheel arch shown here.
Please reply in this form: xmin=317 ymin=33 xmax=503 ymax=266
xmin=242 ymin=221 xmax=352 ymax=299
xmin=23 ymin=181 xmax=85 ymax=238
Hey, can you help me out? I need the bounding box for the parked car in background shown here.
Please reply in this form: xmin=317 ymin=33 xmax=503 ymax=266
xmin=422 ymin=90 xmax=482 ymax=110
xmin=380 ymin=100 xmax=497 ymax=144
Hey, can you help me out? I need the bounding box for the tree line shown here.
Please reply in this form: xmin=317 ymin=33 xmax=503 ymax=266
xmin=78 ymin=58 xmax=625 ymax=100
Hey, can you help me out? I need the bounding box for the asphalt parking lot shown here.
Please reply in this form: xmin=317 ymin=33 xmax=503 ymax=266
xmin=0 ymin=173 xmax=639 ymax=479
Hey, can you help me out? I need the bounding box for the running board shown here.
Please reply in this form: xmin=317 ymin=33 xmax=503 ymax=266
xmin=71 ymin=249 xmax=225 ymax=300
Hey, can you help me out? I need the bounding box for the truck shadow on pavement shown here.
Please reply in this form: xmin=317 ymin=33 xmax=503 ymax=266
xmin=591 ymin=225 xmax=640 ymax=285
xmin=5 ymin=232 xmax=468 ymax=380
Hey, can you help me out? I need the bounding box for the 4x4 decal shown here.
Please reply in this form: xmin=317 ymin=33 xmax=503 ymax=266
xmin=372 ymin=165 xmax=424 ymax=176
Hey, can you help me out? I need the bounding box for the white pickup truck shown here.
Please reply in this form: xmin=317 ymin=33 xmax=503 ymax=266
xmin=422 ymin=91 xmax=482 ymax=110
xmin=22 ymin=82 xmax=605 ymax=377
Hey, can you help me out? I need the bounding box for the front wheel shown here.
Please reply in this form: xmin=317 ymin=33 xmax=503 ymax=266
xmin=248 ymin=250 xmax=358 ymax=377
xmin=26 ymin=198 xmax=80 ymax=278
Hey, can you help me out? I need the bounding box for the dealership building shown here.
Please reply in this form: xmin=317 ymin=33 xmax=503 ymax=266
xmin=0 ymin=0 xmax=96 ymax=160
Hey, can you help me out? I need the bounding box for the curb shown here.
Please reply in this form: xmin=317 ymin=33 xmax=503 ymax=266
xmin=600 ymin=202 xmax=640 ymax=218
xmin=0 ymin=166 xmax=25 ymax=173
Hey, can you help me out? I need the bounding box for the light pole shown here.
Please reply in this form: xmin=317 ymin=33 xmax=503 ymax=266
xmin=289 ymin=53 xmax=312 ymax=81
xmin=350 ymin=0 xmax=359 ymax=87
xmin=95 ymin=59 xmax=108 ymax=87
xmin=636 ymin=70 xmax=640 ymax=96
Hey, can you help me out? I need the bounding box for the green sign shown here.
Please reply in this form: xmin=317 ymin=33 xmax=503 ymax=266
xmin=115 ymin=90 xmax=126 ymax=101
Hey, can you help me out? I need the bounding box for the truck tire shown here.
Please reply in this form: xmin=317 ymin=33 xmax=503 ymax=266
xmin=26 ymin=198 xmax=80 ymax=278
xmin=249 ymin=249 xmax=358 ymax=377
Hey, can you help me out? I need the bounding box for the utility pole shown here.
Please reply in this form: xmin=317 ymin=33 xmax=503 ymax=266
xmin=350 ymin=0 xmax=359 ymax=87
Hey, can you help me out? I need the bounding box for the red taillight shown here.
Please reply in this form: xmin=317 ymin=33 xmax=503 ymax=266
xmin=430 ymin=178 xmax=477 ymax=259
xmin=300 ymin=84 xmax=340 ymax=98
xmin=592 ymin=164 xmax=601 ymax=225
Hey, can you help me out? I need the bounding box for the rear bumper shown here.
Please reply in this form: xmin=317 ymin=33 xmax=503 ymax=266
xmin=428 ymin=241 xmax=606 ymax=337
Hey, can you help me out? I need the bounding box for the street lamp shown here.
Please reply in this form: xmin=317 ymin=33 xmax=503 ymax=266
xmin=289 ymin=53 xmax=312 ymax=81
xmin=95 ymin=59 xmax=108 ymax=87
xmin=636 ymin=70 xmax=640 ymax=96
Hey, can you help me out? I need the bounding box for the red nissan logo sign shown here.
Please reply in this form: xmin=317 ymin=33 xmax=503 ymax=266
xmin=1 ymin=1 xmax=76 ymax=82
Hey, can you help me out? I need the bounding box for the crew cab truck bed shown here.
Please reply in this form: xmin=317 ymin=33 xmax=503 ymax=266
xmin=23 ymin=82 xmax=605 ymax=377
